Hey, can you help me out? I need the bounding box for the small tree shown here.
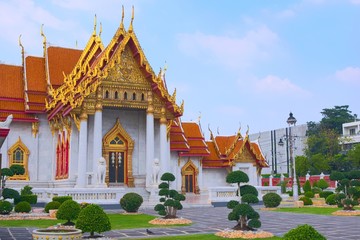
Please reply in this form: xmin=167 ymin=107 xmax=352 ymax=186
xmin=76 ymin=204 xmax=111 ymax=237
xmin=56 ymin=200 xmax=81 ymax=225
xmin=226 ymin=170 xmax=249 ymax=201
xmin=303 ymin=180 xmax=312 ymax=193
xmin=0 ymin=165 xmax=25 ymax=198
xmin=226 ymin=171 xmax=261 ymax=231
xmin=154 ymin=172 xmax=185 ymax=219
xmin=317 ymin=179 xmax=329 ymax=190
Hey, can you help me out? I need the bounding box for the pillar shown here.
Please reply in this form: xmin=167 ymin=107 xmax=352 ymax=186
xmin=75 ymin=111 xmax=88 ymax=188
xmin=93 ymin=93 xmax=103 ymax=186
xmin=159 ymin=107 xmax=168 ymax=176
xmin=146 ymin=92 xmax=154 ymax=188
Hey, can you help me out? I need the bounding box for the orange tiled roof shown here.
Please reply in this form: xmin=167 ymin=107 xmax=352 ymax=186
xmin=47 ymin=47 xmax=82 ymax=87
xmin=170 ymin=119 xmax=190 ymax=152
xmin=26 ymin=56 xmax=46 ymax=92
xmin=180 ymin=122 xmax=210 ymax=157
xmin=0 ymin=64 xmax=24 ymax=99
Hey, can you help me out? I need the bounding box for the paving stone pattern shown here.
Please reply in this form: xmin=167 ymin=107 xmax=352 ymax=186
xmin=1 ymin=206 xmax=360 ymax=239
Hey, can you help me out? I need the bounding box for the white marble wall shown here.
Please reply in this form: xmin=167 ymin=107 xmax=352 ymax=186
xmin=202 ymin=168 xmax=228 ymax=190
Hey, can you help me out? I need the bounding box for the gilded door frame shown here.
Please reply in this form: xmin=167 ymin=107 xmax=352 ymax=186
xmin=181 ymin=159 xmax=199 ymax=194
xmin=7 ymin=137 xmax=30 ymax=180
xmin=102 ymin=119 xmax=135 ymax=187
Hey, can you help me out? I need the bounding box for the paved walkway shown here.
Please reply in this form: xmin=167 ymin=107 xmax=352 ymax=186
xmin=1 ymin=206 xmax=359 ymax=239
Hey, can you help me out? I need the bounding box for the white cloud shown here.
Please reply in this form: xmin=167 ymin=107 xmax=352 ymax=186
xmin=277 ymin=9 xmax=296 ymax=19
xmin=177 ymin=26 xmax=279 ymax=70
xmin=255 ymin=75 xmax=309 ymax=96
xmin=335 ymin=67 xmax=360 ymax=85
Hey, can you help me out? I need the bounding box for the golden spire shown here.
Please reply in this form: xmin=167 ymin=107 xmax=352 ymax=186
xmin=99 ymin=22 xmax=102 ymax=38
xmin=120 ymin=5 xmax=125 ymax=30
xmin=129 ymin=5 xmax=134 ymax=32
xmin=18 ymin=35 xmax=24 ymax=68
xmin=40 ymin=24 xmax=47 ymax=58
xmin=93 ymin=14 xmax=97 ymax=36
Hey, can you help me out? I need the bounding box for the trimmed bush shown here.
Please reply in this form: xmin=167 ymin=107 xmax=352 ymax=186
xmin=317 ymin=179 xmax=329 ymax=190
xmin=299 ymin=196 xmax=313 ymax=206
xmin=304 ymin=191 xmax=315 ymax=198
xmin=284 ymin=224 xmax=326 ymax=240
xmin=52 ymin=196 xmax=72 ymax=204
xmin=76 ymin=204 xmax=111 ymax=237
xmin=0 ymin=200 xmax=13 ymax=215
xmin=312 ymin=187 xmax=322 ymax=194
xmin=241 ymin=193 xmax=259 ymax=204
xmin=302 ymin=180 xmax=312 ymax=193
xmin=20 ymin=185 xmax=33 ymax=195
xmin=263 ymin=193 xmax=282 ymax=208
xmin=325 ymin=194 xmax=337 ymax=205
xmin=14 ymin=201 xmax=31 ymax=213
xmin=44 ymin=201 xmax=61 ymax=213
xmin=319 ymin=191 xmax=333 ymax=199
xmin=335 ymin=193 xmax=346 ymax=207
xmin=14 ymin=195 xmax=38 ymax=205
xmin=56 ymin=200 xmax=81 ymax=224
xmin=120 ymin=192 xmax=143 ymax=213
xmin=240 ymin=185 xmax=258 ymax=197
xmin=2 ymin=188 xmax=20 ymax=200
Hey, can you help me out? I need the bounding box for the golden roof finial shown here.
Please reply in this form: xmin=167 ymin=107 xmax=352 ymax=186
xmin=129 ymin=5 xmax=134 ymax=32
xmin=18 ymin=35 xmax=24 ymax=63
xmin=40 ymin=24 xmax=47 ymax=58
xmin=93 ymin=14 xmax=97 ymax=36
xmin=120 ymin=5 xmax=125 ymax=30
xmin=99 ymin=22 xmax=102 ymax=38
xmin=197 ymin=111 xmax=202 ymax=124
xmin=246 ymin=125 xmax=249 ymax=136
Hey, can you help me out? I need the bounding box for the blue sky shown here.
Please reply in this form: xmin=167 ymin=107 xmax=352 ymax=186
xmin=1 ymin=0 xmax=359 ymax=137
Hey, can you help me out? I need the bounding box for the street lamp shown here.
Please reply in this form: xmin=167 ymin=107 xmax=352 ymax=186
xmin=287 ymin=112 xmax=298 ymax=200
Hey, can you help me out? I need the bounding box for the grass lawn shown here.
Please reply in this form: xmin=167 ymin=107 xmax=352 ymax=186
xmin=273 ymin=206 xmax=360 ymax=215
xmin=0 ymin=213 xmax=190 ymax=229
xmin=133 ymin=233 xmax=282 ymax=240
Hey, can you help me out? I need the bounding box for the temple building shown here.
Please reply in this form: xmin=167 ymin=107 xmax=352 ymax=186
xmin=0 ymin=9 xmax=268 ymax=201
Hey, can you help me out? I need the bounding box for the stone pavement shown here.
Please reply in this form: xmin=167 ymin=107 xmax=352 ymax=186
xmin=1 ymin=206 xmax=360 ymax=239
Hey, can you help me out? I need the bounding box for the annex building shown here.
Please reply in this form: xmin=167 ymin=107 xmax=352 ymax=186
xmin=0 ymin=10 xmax=268 ymax=202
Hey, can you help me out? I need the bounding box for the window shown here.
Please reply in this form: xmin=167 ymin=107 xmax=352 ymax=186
xmin=7 ymin=137 xmax=29 ymax=180
xmin=132 ymin=93 xmax=136 ymax=100
xmin=141 ymin=93 xmax=145 ymax=101
xmin=114 ymin=91 xmax=118 ymax=99
xmin=105 ymin=90 xmax=109 ymax=99
xmin=350 ymin=128 xmax=356 ymax=136
xmin=124 ymin=92 xmax=128 ymax=100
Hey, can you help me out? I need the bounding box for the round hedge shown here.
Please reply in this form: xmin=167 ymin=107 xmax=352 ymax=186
xmin=319 ymin=191 xmax=333 ymax=200
xmin=2 ymin=188 xmax=20 ymax=200
xmin=317 ymin=179 xmax=329 ymax=190
xmin=76 ymin=204 xmax=111 ymax=237
xmin=120 ymin=192 xmax=143 ymax=213
xmin=304 ymin=191 xmax=315 ymax=198
xmin=240 ymin=185 xmax=258 ymax=197
xmin=44 ymin=201 xmax=61 ymax=213
xmin=325 ymin=194 xmax=337 ymax=205
xmin=56 ymin=200 xmax=80 ymax=224
xmin=283 ymin=224 xmax=326 ymax=240
xmin=14 ymin=201 xmax=31 ymax=213
xmin=52 ymin=196 xmax=72 ymax=204
xmin=299 ymin=196 xmax=313 ymax=206
xmin=263 ymin=193 xmax=282 ymax=208
xmin=241 ymin=193 xmax=259 ymax=204
xmin=0 ymin=200 xmax=13 ymax=215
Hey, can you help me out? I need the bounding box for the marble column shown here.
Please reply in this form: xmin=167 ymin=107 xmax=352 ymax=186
xmin=75 ymin=111 xmax=88 ymax=188
xmin=92 ymin=102 xmax=103 ymax=186
xmin=146 ymin=92 xmax=154 ymax=188
xmin=159 ymin=107 xmax=168 ymax=176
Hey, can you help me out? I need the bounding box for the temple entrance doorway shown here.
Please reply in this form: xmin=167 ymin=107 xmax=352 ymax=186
xmin=108 ymin=151 xmax=125 ymax=183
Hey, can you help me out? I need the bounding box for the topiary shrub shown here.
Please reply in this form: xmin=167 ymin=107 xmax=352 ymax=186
xmin=319 ymin=191 xmax=333 ymax=199
xmin=311 ymin=187 xmax=322 ymax=194
xmin=20 ymin=185 xmax=33 ymax=195
xmin=0 ymin=200 xmax=13 ymax=215
xmin=56 ymin=200 xmax=80 ymax=225
xmin=304 ymin=191 xmax=315 ymax=198
xmin=240 ymin=185 xmax=258 ymax=197
xmin=120 ymin=192 xmax=143 ymax=213
xmin=227 ymin=203 xmax=261 ymax=231
xmin=302 ymin=180 xmax=312 ymax=193
xmin=325 ymin=194 xmax=337 ymax=205
xmin=76 ymin=204 xmax=111 ymax=237
xmin=44 ymin=201 xmax=61 ymax=213
xmin=2 ymin=188 xmax=20 ymax=200
xmin=312 ymin=180 xmax=318 ymax=188
xmin=154 ymin=172 xmax=185 ymax=218
xmin=14 ymin=195 xmax=38 ymax=205
xmin=52 ymin=196 xmax=72 ymax=205
xmin=299 ymin=196 xmax=313 ymax=206
xmin=284 ymin=224 xmax=326 ymax=240
xmin=241 ymin=193 xmax=259 ymax=204
xmin=335 ymin=193 xmax=346 ymax=207
xmin=317 ymin=179 xmax=329 ymax=190
xmin=14 ymin=201 xmax=31 ymax=213
xmin=263 ymin=193 xmax=282 ymax=208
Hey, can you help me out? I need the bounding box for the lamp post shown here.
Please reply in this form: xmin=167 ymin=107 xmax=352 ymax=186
xmin=287 ymin=112 xmax=298 ymax=200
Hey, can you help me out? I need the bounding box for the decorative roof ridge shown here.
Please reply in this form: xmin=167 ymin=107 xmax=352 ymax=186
xmin=225 ymin=127 xmax=243 ymax=156
xmin=18 ymin=35 xmax=30 ymax=111
xmin=208 ymin=126 xmax=221 ymax=157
